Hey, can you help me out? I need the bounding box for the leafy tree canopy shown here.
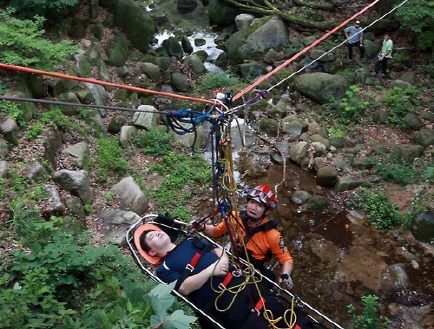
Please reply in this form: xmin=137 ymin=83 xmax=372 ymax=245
xmin=0 ymin=9 xmax=81 ymax=70
xmin=395 ymin=0 xmax=434 ymax=50
xmin=9 ymin=0 xmax=78 ymax=19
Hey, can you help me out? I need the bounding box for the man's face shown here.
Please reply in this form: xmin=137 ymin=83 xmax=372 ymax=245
xmin=246 ymin=198 xmax=266 ymax=220
xmin=384 ymin=34 xmax=390 ymax=40
xmin=145 ymin=230 xmax=171 ymax=254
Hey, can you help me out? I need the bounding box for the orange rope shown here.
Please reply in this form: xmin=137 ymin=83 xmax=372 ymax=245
xmin=233 ymin=0 xmax=382 ymax=101
xmin=0 ymin=63 xmax=215 ymax=105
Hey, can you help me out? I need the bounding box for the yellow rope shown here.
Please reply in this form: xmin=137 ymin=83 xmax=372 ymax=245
xmin=212 ymin=132 xmax=298 ymax=328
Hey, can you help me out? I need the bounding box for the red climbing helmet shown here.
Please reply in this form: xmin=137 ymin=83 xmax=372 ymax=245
xmin=247 ymin=185 xmax=276 ymax=209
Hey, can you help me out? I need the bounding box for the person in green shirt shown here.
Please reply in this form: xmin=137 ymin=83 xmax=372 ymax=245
xmin=373 ymin=33 xmax=393 ymax=78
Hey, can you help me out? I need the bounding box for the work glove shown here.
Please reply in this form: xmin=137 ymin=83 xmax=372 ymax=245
xmin=280 ymin=273 xmax=294 ymax=290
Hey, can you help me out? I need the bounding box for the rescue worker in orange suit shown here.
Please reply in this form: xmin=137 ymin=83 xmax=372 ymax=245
xmin=195 ymin=185 xmax=294 ymax=289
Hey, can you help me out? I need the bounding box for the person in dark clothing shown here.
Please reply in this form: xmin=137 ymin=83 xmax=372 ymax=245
xmin=134 ymin=224 xmax=306 ymax=329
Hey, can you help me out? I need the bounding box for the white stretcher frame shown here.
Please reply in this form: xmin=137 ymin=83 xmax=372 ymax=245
xmin=126 ymin=214 xmax=344 ymax=329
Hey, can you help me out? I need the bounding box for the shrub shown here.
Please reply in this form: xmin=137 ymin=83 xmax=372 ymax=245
xmin=424 ymin=166 xmax=434 ymax=181
xmin=375 ymin=162 xmax=419 ymax=185
xmin=149 ymin=152 xmax=212 ymax=219
xmin=199 ymin=72 xmax=241 ymax=90
xmin=346 ymin=187 xmax=402 ymax=229
xmin=381 ymin=87 xmax=421 ymax=129
xmin=0 ymin=9 xmax=80 ymax=70
xmin=0 ymin=214 xmax=196 ymax=329
xmin=395 ymin=0 xmax=434 ymax=50
xmin=25 ymin=107 xmax=74 ymax=139
xmin=0 ymin=100 xmax=26 ymax=127
xmin=348 ymin=295 xmax=391 ymax=329
xmin=134 ymin=128 xmax=174 ymax=156
xmin=95 ymin=137 xmax=129 ymax=183
xmin=9 ymin=0 xmax=78 ymax=19
xmin=321 ymin=86 xmax=371 ymax=125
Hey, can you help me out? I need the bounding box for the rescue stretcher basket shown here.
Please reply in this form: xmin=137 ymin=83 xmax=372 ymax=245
xmin=126 ymin=214 xmax=344 ymax=329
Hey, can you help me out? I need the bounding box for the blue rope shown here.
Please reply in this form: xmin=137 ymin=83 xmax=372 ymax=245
xmin=166 ymin=108 xmax=223 ymax=135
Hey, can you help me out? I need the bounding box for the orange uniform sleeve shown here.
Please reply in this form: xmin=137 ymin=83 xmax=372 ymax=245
xmin=213 ymin=218 xmax=229 ymax=237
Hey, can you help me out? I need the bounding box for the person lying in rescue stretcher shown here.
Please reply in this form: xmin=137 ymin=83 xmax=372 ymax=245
xmin=193 ymin=185 xmax=294 ymax=289
xmin=135 ymin=223 xmax=304 ymax=329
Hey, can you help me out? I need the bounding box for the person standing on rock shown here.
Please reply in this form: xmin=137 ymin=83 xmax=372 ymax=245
xmin=344 ymin=20 xmax=365 ymax=62
xmin=372 ymin=33 xmax=393 ymax=79
xmin=191 ymin=185 xmax=294 ymax=289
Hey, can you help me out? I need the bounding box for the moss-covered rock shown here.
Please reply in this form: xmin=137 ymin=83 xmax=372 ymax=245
xmin=113 ymin=0 xmax=156 ymax=53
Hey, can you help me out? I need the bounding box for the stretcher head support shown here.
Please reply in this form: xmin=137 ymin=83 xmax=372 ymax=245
xmin=134 ymin=223 xmax=164 ymax=265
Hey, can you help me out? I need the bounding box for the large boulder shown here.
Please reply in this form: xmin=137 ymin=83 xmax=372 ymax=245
xmin=227 ymin=17 xmax=289 ymax=62
xmin=295 ymin=73 xmax=350 ymax=104
xmin=208 ymin=0 xmax=240 ymax=25
xmin=162 ymin=37 xmax=184 ymax=59
xmin=105 ymin=35 xmax=130 ymax=67
xmin=113 ymin=0 xmax=156 ymax=53
xmin=52 ymin=170 xmax=94 ymax=204
xmin=177 ymin=0 xmax=197 ymax=14
xmin=390 ymin=144 xmax=425 ymax=164
xmin=182 ymin=54 xmax=206 ymax=75
xmin=410 ymin=211 xmax=434 ymax=243
xmin=131 ymin=105 xmax=160 ymax=130
xmin=110 ymin=176 xmax=149 ymax=215
xmin=0 ymin=117 xmax=19 ymax=145
xmin=96 ymin=210 xmax=141 ymax=246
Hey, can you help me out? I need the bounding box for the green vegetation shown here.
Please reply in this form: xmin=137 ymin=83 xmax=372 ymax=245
xmin=395 ymin=0 xmax=434 ymax=50
xmin=321 ymin=86 xmax=371 ymax=125
xmin=346 ymin=187 xmax=402 ymax=229
xmin=199 ymin=72 xmax=241 ymax=90
xmin=9 ymin=0 xmax=78 ymax=19
xmin=418 ymin=59 xmax=434 ymax=78
xmin=149 ymin=152 xmax=212 ymax=220
xmin=2 ymin=164 xmax=50 ymax=214
xmin=328 ymin=124 xmax=346 ymax=138
xmin=348 ymin=295 xmax=391 ymax=329
xmin=134 ymin=128 xmax=174 ymax=156
xmin=0 ymin=211 xmax=196 ymax=329
xmin=95 ymin=137 xmax=129 ymax=183
xmin=0 ymin=100 xmax=27 ymax=127
xmin=424 ymin=166 xmax=434 ymax=181
xmin=25 ymin=107 xmax=73 ymax=139
xmin=380 ymin=87 xmax=421 ymax=129
xmin=375 ymin=162 xmax=419 ymax=186
xmin=0 ymin=9 xmax=80 ymax=70
xmin=338 ymin=86 xmax=370 ymax=124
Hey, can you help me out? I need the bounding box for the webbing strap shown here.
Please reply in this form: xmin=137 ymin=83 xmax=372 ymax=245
xmin=218 ymin=272 xmax=234 ymax=290
xmin=252 ymin=297 xmax=266 ymax=315
xmin=174 ymin=244 xmax=215 ymax=291
xmin=188 ymin=252 xmax=202 ymax=270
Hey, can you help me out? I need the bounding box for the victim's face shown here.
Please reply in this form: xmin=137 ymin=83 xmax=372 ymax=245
xmin=145 ymin=230 xmax=171 ymax=253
